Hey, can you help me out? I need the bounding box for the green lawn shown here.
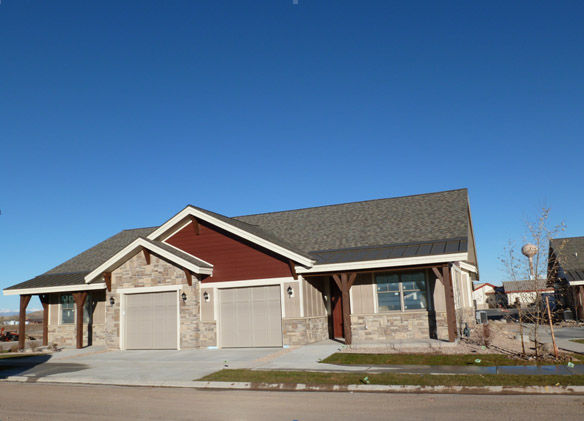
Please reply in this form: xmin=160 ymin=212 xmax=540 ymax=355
xmin=570 ymin=339 xmax=584 ymax=345
xmin=199 ymin=369 xmax=584 ymax=387
xmin=320 ymin=353 xmax=579 ymax=366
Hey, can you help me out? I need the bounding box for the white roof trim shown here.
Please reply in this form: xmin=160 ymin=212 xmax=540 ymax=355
xmin=459 ymin=261 xmax=478 ymax=274
xmin=296 ymin=252 xmax=468 ymax=274
xmin=3 ymin=283 xmax=106 ymax=296
xmin=569 ymin=280 xmax=584 ymax=286
xmin=84 ymin=238 xmax=214 ymax=284
xmin=147 ymin=206 xmax=315 ymax=267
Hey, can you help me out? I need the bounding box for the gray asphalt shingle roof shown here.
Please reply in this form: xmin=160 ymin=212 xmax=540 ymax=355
xmin=235 ymin=188 xmax=469 ymax=253
xmin=6 ymin=188 xmax=471 ymax=292
xmin=550 ymin=236 xmax=584 ymax=282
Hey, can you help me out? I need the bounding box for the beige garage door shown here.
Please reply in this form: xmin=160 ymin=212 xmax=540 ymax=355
xmin=220 ymin=285 xmax=282 ymax=348
xmin=125 ymin=291 xmax=177 ymax=350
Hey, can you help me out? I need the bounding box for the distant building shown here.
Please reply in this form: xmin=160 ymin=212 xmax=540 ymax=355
xmin=472 ymin=283 xmax=497 ymax=309
xmin=502 ymin=279 xmax=553 ymax=308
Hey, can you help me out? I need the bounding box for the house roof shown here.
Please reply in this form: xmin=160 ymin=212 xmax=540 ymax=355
xmin=235 ymin=189 xmax=469 ymax=253
xmin=4 ymin=272 xmax=89 ymax=291
xmin=473 ymin=282 xmax=497 ymax=291
xmin=502 ymin=279 xmax=553 ymax=293
xmin=5 ymin=188 xmax=473 ymax=293
xmin=550 ymin=236 xmax=584 ymax=282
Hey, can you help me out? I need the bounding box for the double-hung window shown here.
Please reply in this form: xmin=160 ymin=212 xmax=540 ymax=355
xmin=60 ymin=293 xmax=93 ymax=324
xmin=376 ymin=271 xmax=429 ymax=311
xmin=61 ymin=294 xmax=75 ymax=324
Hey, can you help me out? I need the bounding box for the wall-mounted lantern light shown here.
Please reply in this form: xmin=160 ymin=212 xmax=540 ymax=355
xmin=287 ymin=286 xmax=294 ymax=298
xmin=181 ymin=292 xmax=187 ymax=303
xmin=109 ymin=296 xmax=115 ymax=306
xmin=203 ymin=291 xmax=210 ymax=302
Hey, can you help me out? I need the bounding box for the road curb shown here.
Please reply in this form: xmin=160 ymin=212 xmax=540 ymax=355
xmin=2 ymin=376 xmax=584 ymax=395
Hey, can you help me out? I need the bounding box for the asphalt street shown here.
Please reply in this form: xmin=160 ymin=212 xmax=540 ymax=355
xmin=0 ymin=383 xmax=583 ymax=421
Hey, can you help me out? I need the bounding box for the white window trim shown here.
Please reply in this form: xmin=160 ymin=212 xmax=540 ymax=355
xmin=374 ymin=271 xmax=431 ymax=313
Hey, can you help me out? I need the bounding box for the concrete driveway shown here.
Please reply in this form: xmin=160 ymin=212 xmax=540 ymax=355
xmin=0 ymin=341 xmax=342 ymax=383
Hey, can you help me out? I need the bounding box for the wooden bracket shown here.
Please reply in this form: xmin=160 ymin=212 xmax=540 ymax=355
xmin=288 ymin=260 xmax=298 ymax=280
xmin=103 ymin=272 xmax=112 ymax=292
xmin=143 ymin=248 xmax=151 ymax=265
xmin=432 ymin=266 xmax=443 ymax=283
xmin=189 ymin=215 xmax=200 ymax=235
xmin=184 ymin=269 xmax=193 ymax=286
xmin=332 ymin=274 xmax=342 ymax=291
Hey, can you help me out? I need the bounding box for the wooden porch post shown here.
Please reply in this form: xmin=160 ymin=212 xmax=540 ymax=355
xmin=332 ymin=272 xmax=357 ymax=345
xmin=442 ymin=265 xmax=458 ymax=342
xmin=18 ymin=295 xmax=32 ymax=350
xmin=39 ymin=294 xmax=49 ymax=346
xmin=72 ymin=292 xmax=88 ymax=349
xmin=432 ymin=264 xmax=457 ymax=342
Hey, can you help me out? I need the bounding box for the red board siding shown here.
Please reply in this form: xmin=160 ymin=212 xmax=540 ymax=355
xmin=166 ymin=219 xmax=292 ymax=283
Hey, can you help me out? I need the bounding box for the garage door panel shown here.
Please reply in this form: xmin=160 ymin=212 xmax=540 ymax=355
xmin=220 ymin=285 xmax=282 ymax=348
xmin=125 ymin=291 xmax=177 ymax=350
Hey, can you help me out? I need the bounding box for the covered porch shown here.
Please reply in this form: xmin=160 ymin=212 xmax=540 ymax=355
xmin=303 ymin=263 xmax=467 ymax=345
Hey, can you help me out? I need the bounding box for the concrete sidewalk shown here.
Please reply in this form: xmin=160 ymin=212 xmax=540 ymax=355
xmin=1 ymin=339 xmax=583 ymax=387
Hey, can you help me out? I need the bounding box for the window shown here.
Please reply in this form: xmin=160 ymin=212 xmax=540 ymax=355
xmin=60 ymin=293 xmax=93 ymax=324
xmin=376 ymin=271 xmax=429 ymax=311
xmin=61 ymin=294 xmax=75 ymax=324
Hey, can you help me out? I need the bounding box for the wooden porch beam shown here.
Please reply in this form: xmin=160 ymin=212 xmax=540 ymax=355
xmin=189 ymin=215 xmax=200 ymax=235
xmin=39 ymin=294 xmax=49 ymax=347
xmin=288 ymin=260 xmax=298 ymax=280
xmin=18 ymin=294 xmax=32 ymax=350
xmin=184 ymin=269 xmax=193 ymax=287
xmin=72 ymin=292 xmax=88 ymax=349
xmin=432 ymin=266 xmax=443 ymax=283
xmin=103 ymin=272 xmax=112 ymax=292
xmin=143 ymin=248 xmax=151 ymax=265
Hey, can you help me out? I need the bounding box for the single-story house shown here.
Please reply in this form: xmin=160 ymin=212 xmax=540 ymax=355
xmin=472 ymin=282 xmax=497 ymax=309
xmin=4 ymin=188 xmax=478 ymax=350
xmin=502 ymin=280 xmax=554 ymax=308
xmin=549 ymin=236 xmax=584 ymax=319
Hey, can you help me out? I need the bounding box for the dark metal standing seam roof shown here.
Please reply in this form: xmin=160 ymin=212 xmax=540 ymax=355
xmin=5 ymin=188 xmax=472 ymax=292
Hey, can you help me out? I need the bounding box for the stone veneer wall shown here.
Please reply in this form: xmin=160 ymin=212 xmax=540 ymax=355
xmin=200 ymin=321 xmax=217 ymax=348
xmin=351 ymin=312 xmax=438 ymax=343
xmin=282 ymin=316 xmax=328 ymax=346
xmin=105 ymin=252 xmax=200 ymax=350
xmin=48 ymin=323 xmax=105 ymax=348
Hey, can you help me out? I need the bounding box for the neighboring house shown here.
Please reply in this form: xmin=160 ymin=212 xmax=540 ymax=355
xmin=549 ymin=236 xmax=584 ymax=319
xmin=472 ymin=283 xmax=497 ymax=309
xmin=3 ymin=189 xmax=479 ymax=350
xmin=502 ymin=280 xmax=554 ymax=308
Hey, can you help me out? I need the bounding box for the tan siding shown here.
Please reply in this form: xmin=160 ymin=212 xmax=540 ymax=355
xmin=351 ymin=273 xmax=374 ymax=314
xmin=49 ymin=294 xmax=59 ymax=325
xmin=284 ymin=282 xmax=300 ymax=318
xmin=201 ymin=288 xmax=214 ymax=321
xmin=302 ymin=277 xmax=326 ymax=317
xmin=93 ymin=298 xmax=106 ymax=324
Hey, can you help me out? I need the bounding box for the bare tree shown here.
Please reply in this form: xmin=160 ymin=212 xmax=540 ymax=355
xmin=500 ymin=207 xmax=566 ymax=359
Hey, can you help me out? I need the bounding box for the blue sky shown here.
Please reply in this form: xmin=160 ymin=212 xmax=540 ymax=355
xmin=1 ymin=1 xmax=583 ymax=312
